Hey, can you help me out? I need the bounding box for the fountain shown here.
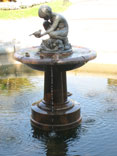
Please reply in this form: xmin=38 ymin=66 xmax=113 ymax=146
xmin=14 ymin=5 xmax=96 ymax=131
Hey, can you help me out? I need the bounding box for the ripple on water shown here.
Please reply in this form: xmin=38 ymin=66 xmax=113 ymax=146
xmin=0 ymin=74 xmax=117 ymax=156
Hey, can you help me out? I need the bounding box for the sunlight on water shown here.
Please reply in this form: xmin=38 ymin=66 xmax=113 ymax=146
xmin=0 ymin=72 xmax=117 ymax=156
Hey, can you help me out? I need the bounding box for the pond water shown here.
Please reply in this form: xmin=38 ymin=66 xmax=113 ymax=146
xmin=0 ymin=72 xmax=117 ymax=156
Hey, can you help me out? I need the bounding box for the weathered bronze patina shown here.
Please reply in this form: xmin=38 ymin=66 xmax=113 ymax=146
xmin=30 ymin=5 xmax=72 ymax=53
xmin=14 ymin=5 xmax=96 ymax=131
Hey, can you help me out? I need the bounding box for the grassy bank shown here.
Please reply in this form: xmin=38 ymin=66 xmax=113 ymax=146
xmin=0 ymin=0 xmax=72 ymax=19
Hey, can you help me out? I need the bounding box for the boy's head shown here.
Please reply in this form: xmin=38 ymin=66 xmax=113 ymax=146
xmin=38 ymin=5 xmax=52 ymax=20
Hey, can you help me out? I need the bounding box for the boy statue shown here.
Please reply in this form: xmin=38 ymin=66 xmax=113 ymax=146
xmin=31 ymin=5 xmax=71 ymax=52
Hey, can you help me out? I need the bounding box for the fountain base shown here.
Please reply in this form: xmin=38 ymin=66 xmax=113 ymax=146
xmin=31 ymin=100 xmax=81 ymax=131
xmin=14 ymin=46 xmax=96 ymax=131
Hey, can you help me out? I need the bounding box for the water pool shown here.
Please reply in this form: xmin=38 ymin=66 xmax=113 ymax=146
xmin=0 ymin=72 xmax=117 ymax=156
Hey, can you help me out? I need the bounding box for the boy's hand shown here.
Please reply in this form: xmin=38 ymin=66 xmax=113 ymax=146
xmin=29 ymin=30 xmax=42 ymax=38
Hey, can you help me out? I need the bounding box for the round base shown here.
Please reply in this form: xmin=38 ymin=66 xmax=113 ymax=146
xmin=31 ymin=100 xmax=81 ymax=131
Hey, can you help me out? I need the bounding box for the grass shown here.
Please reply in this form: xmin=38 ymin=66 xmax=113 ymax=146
xmin=0 ymin=0 xmax=72 ymax=19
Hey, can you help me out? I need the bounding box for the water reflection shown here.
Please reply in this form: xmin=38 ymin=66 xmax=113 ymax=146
xmin=32 ymin=126 xmax=81 ymax=156
xmin=0 ymin=77 xmax=32 ymax=95
xmin=108 ymin=78 xmax=117 ymax=86
xmin=0 ymin=73 xmax=117 ymax=156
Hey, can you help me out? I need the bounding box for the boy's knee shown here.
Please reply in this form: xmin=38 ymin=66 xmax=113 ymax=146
xmin=49 ymin=32 xmax=56 ymax=38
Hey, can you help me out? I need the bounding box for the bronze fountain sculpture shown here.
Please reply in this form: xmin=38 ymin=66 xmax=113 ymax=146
xmin=14 ymin=5 xmax=96 ymax=131
xmin=30 ymin=5 xmax=71 ymax=53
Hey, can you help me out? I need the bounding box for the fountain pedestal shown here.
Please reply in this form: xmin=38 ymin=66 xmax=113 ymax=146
xmin=14 ymin=46 xmax=96 ymax=131
xmin=31 ymin=67 xmax=81 ymax=131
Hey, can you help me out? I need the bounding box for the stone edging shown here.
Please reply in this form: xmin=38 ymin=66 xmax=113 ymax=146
xmin=0 ymin=0 xmax=51 ymax=10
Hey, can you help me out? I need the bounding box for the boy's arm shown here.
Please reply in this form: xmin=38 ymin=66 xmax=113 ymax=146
xmin=41 ymin=16 xmax=60 ymax=37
